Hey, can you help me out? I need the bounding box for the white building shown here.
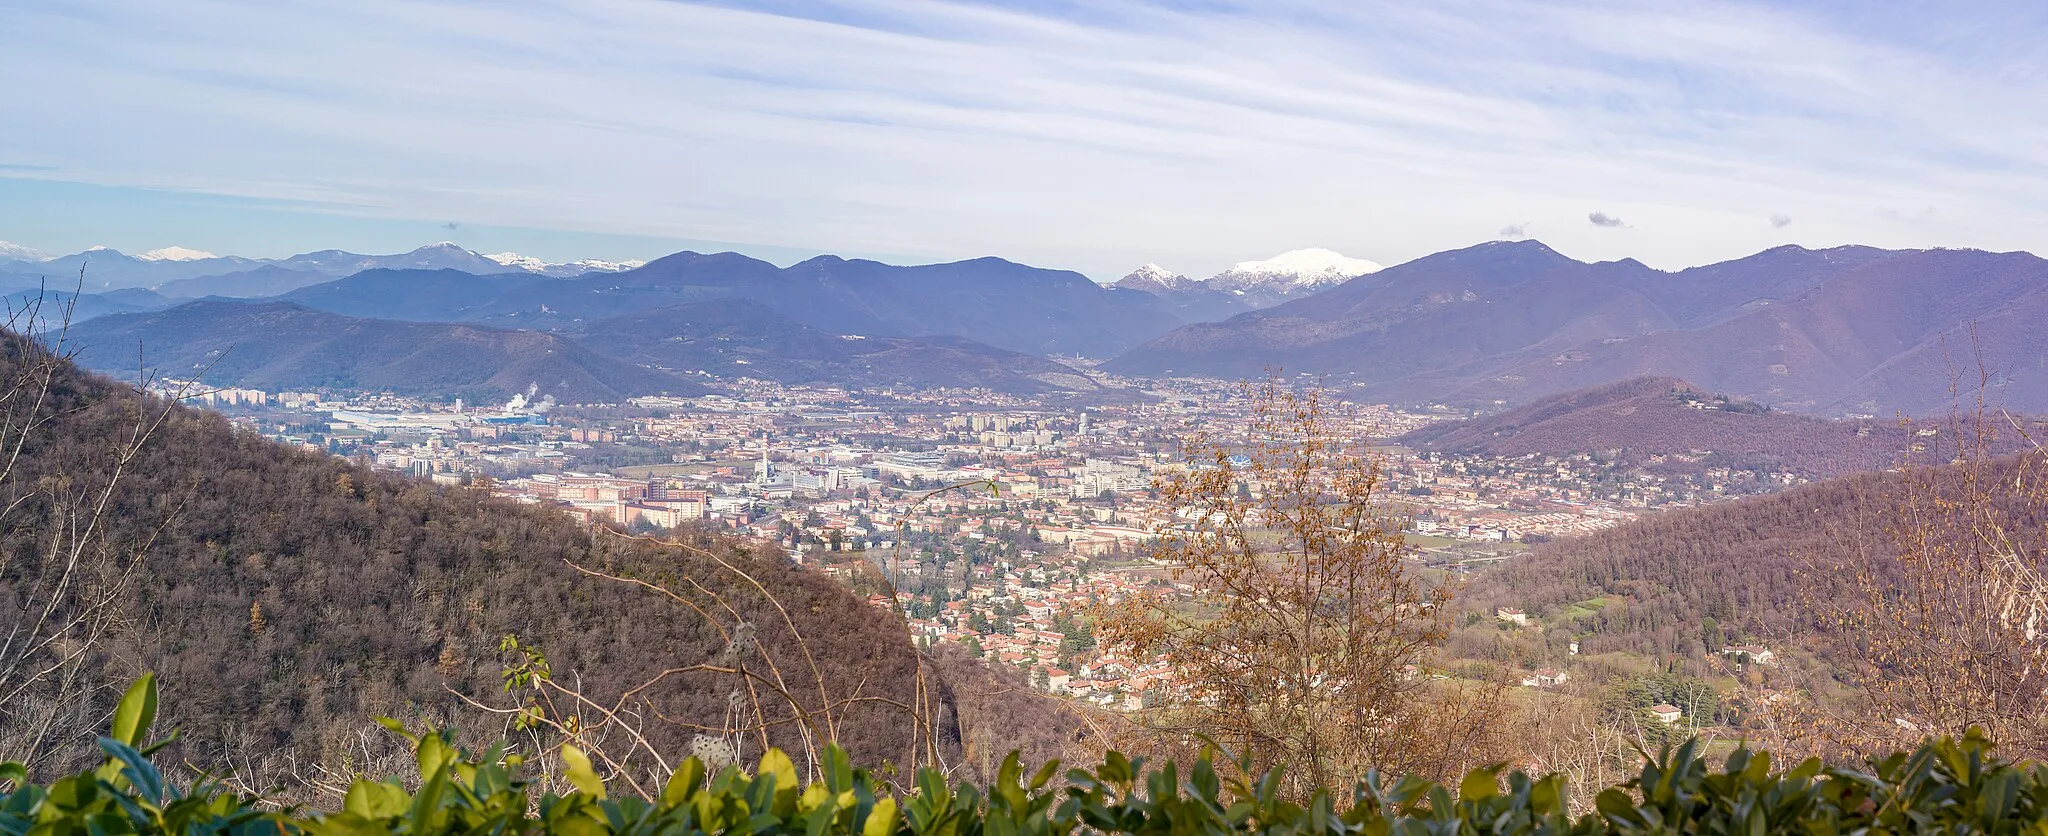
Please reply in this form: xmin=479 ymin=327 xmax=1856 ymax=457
xmin=872 ymin=452 xmax=947 ymax=481
xmin=1071 ymin=458 xmax=1146 ymax=497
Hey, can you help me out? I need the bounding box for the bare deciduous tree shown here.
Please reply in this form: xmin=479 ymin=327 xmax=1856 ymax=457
xmin=1808 ymin=346 xmax=2048 ymax=756
xmin=1099 ymin=379 xmax=1501 ymax=797
xmin=0 ymin=285 xmax=192 ymax=773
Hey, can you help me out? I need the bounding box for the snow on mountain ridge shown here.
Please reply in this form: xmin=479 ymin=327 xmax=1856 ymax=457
xmin=0 ymin=241 xmax=51 ymax=262
xmin=1114 ymin=262 xmax=1202 ymax=292
xmin=1110 ymin=248 xmax=1381 ymax=307
xmin=485 ymin=252 xmax=644 ymax=275
xmin=136 ymin=246 xmax=220 ymax=262
xmin=1129 ymin=263 xmax=1182 ymax=282
xmin=578 ymin=258 xmax=646 ymax=271
xmin=483 ymin=252 xmax=551 ymax=271
xmin=1207 ymin=248 xmax=1383 ymax=291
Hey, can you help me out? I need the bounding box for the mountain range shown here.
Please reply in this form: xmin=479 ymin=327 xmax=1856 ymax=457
xmin=12 ymin=236 xmax=2048 ymax=414
xmin=438 ymin=251 xmax=1185 ymax=357
xmin=210 ymin=254 xmax=1190 ymax=395
xmin=13 ymin=242 xmax=1177 ymax=398
xmin=68 ymin=300 xmax=703 ymax=403
xmin=1108 ymin=240 xmax=2048 ymax=416
xmin=0 ymin=241 xmax=639 ymax=295
xmin=582 ymin=298 xmax=1104 ymax=395
xmin=1109 ymin=248 xmax=1384 ymax=317
xmin=1109 ymin=265 xmax=1249 ymax=322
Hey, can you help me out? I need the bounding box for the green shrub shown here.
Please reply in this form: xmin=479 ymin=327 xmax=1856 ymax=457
xmin=6 ymin=676 xmax=2047 ymax=835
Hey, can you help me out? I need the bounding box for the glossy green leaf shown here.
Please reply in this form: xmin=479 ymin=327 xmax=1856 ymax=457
xmin=562 ymin=745 xmax=606 ymax=799
xmin=108 ymin=674 xmax=157 ymax=748
xmin=343 ymin=779 xmax=411 ymax=819
xmin=864 ymin=796 xmax=899 ymax=836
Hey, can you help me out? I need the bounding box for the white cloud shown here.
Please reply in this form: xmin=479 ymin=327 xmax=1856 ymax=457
xmin=2 ymin=0 xmax=2045 ymax=277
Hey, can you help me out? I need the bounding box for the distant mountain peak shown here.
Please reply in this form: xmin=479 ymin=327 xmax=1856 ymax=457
xmin=1129 ymin=263 xmax=1183 ymax=281
xmin=1481 ymin=238 xmax=1560 ymax=251
xmin=135 ymin=246 xmax=219 ymax=262
xmin=1114 ymin=263 xmax=1199 ymax=292
xmin=0 ymin=241 xmax=50 ymax=262
xmin=483 ymin=251 xmax=547 ymax=270
xmin=1208 ymin=248 xmax=1383 ymax=292
xmin=1107 ymin=250 xmax=1381 ymax=311
xmin=484 ymin=251 xmax=643 ymax=274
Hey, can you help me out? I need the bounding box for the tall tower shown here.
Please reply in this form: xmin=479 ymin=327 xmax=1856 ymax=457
xmin=755 ymin=433 xmax=774 ymax=485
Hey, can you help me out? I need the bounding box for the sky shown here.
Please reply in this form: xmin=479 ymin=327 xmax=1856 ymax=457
xmin=3 ymin=0 xmax=2046 ymax=279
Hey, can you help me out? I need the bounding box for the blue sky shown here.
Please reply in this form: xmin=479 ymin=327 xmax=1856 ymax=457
xmin=3 ymin=0 xmax=2045 ymax=278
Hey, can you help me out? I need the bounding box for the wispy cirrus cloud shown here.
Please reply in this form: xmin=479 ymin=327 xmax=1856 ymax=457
xmin=1 ymin=0 xmax=2045 ymax=274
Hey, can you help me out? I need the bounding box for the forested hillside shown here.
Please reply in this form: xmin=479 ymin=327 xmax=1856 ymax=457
xmin=67 ymin=301 xmax=703 ymax=402
xmin=1453 ymin=451 xmax=2048 ymax=665
xmin=582 ymin=299 xmax=1103 ymax=395
xmin=291 ymin=251 xmax=1186 ymax=358
xmin=0 ymin=327 xmax=1078 ymax=788
xmin=1399 ymin=376 xmax=1915 ymax=479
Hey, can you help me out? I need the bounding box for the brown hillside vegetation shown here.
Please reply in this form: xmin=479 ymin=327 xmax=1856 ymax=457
xmin=0 ymin=325 xmax=1082 ymax=790
xmin=1399 ymin=376 xmax=1916 ymax=479
xmin=1453 ymin=442 xmax=2048 ymax=754
xmin=1454 ymin=467 xmax=1900 ymax=658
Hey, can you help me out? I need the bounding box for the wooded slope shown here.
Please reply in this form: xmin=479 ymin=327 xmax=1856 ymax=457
xmin=0 ymin=331 xmax=1077 ymax=785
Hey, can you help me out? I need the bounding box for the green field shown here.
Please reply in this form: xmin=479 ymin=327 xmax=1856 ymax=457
xmin=1558 ymin=596 xmax=1614 ymax=620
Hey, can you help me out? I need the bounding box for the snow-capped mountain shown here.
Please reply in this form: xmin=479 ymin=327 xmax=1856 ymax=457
xmin=1207 ymin=248 xmax=1383 ymax=294
xmin=484 ymin=252 xmax=646 ymax=278
xmin=135 ymin=246 xmax=221 ymax=262
xmin=0 ymin=241 xmax=50 ymax=263
xmin=253 ymin=243 xmax=635 ymax=280
xmin=1110 ymin=248 xmax=1383 ymax=316
xmin=1113 ymin=263 xmax=1202 ymax=293
xmin=6 ymin=247 xmax=265 ymax=292
xmin=482 ymin=252 xmax=555 ymax=272
xmin=1108 ymin=263 xmax=1251 ymax=322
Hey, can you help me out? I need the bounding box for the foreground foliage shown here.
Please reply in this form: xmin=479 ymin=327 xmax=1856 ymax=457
xmin=8 ymin=677 xmax=2048 ymax=835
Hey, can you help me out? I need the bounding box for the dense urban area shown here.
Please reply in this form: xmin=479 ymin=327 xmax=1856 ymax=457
xmin=171 ymin=372 xmax=1825 ymax=713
